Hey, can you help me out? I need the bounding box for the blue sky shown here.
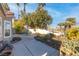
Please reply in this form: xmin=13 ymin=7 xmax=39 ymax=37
xmin=8 ymin=3 xmax=79 ymax=27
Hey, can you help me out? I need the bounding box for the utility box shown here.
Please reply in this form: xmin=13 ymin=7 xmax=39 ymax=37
xmin=0 ymin=4 xmax=14 ymax=42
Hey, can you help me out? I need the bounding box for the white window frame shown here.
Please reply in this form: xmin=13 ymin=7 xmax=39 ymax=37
xmin=4 ymin=20 xmax=11 ymax=38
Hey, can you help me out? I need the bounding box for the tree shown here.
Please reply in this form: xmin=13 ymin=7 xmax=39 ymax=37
xmin=38 ymin=3 xmax=46 ymax=9
xmin=66 ymin=18 xmax=76 ymax=28
xmin=20 ymin=3 xmax=52 ymax=29
xmin=16 ymin=3 xmax=27 ymax=18
xmin=31 ymin=3 xmax=52 ymax=29
xmin=23 ymin=3 xmax=27 ymax=13
xmin=35 ymin=8 xmax=52 ymax=29
xmin=26 ymin=7 xmax=52 ymax=29
xmin=58 ymin=22 xmax=65 ymax=26
xmin=16 ymin=3 xmax=20 ymax=18
xmin=58 ymin=22 xmax=66 ymax=31
xmin=36 ymin=3 xmax=46 ymax=12
xmin=58 ymin=18 xmax=76 ymax=31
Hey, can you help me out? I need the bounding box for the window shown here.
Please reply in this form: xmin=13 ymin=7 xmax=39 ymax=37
xmin=4 ymin=20 xmax=11 ymax=38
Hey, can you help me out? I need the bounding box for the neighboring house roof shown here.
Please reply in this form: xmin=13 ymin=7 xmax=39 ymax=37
xmin=0 ymin=3 xmax=14 ymax=18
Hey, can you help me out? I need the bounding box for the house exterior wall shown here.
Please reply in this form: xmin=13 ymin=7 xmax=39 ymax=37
xmin=0 ymin=17 xmax=12 ymax=42
xmin=0 ymin=4 xmax=13 ymax=42
xmin=0 ymin=17 xmax=3 ymax=41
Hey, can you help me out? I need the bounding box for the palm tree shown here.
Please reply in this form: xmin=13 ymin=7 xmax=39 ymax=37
xmin=58 ymin=22 xmax=66 ymax=31
xmin=23 ymin=3 xmax=27 ymax=13
xmin=16 ymin=3 xmax=20 ymax=18
xmin=16 ymin=3 xmax=27 ymax=18
xmin=37 ymin=3 xmax=46 ymax=11
xmin=58 ymin=22 xmax=65 ymax=26
xmin=38 ymin=3 xmax=46 ymax=7
xmin=66 ymin=18 xmax=76 ymax=28
xmin=58 ymin=18 xmax=76 ymax=33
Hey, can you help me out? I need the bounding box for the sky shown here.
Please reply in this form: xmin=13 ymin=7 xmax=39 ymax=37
xmin=8 ymin=3 xmax=79 ymax=27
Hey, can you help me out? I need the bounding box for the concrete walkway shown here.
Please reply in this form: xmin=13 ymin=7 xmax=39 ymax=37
xmin=11 ymin=36 xmax=60 ymax=56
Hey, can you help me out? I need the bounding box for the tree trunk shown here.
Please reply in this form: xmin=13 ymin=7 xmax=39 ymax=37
xmin=24 ymin=3 xmax=26 ymax=13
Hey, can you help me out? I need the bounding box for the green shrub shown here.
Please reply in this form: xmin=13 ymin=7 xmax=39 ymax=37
xmin=13 ymin=20 xmax=25 ymax=34
xmin=65 ymin=27 xmax=79 ymax=40
xmin=35 ymin=33 xmax=55 ymax=42
xmin=61 ymin=28 xmax=79 ymax=55
xmin=35 ymin=33 xmax=61 ymax=50
xmin=61 ymin=39 xmax=79 ymax=55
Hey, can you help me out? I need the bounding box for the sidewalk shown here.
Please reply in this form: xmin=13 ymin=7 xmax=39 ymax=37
xmin=11 ymin=35 xmax=60 ymax=56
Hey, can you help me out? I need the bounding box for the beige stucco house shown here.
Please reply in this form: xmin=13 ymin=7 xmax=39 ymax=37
xmin=0 ymin=4 xmax=14 ymax=42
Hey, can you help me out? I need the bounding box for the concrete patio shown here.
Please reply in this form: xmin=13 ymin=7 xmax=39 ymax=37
xmin=11 ymin=35 xmax=60 ymax=56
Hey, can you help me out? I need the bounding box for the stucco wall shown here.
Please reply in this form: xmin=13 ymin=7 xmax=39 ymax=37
xmin=0 ymin=17 xmax=3 ymax=41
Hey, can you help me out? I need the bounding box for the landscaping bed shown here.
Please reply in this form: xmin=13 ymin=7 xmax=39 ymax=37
xmin=34 ymin=33 xmax=79 ymax=56
xmin=11 ymin=37 xmax=22 ymax=44
xmin=60 ymin=39 xmax=79 ymax=56
xmin=0 ymin=41 xmax=13 ymax=56
xmin=34 ymin=33 xmax=62 ymax=50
